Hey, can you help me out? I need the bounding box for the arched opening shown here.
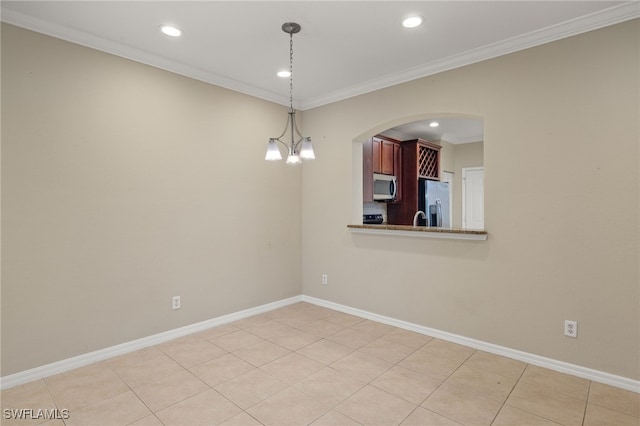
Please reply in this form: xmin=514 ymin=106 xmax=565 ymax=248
xmin=352 ymin=113 xmax=484 ymax=229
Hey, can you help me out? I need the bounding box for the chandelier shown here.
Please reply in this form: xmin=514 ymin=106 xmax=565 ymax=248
xmin=265 ymin=22 xmax=315 ymax=164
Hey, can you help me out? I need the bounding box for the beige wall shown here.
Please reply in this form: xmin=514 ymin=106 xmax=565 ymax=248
xmin=1 ymin=24 xmax=303 ymax=375
xmin=302 ymin=20 xmax=639 ymax=380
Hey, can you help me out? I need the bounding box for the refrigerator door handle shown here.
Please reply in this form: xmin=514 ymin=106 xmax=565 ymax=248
xmin=436 ymin=200 xmax=442 ymax=227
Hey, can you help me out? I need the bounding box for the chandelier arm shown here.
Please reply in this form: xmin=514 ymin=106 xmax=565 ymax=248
xmin=272 ymin=112 xmax=292 ymax=141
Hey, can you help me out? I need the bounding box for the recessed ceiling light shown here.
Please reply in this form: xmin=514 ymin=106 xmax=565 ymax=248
xmin=277 ymin=70 xmax=291 ymax=78
xmin=160 ymin=25 xmax=182 ymax=37
xmin=402 ymin=16 xmax=423 ymax=28
xmin=429 ymin=121 xmax=439 ymax=128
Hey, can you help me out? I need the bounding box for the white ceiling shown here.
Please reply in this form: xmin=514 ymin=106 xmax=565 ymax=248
xmin=381 ymin=117 xmax=484 ymax=144
xmin=3 ymin=1 xmax=638 ymax=113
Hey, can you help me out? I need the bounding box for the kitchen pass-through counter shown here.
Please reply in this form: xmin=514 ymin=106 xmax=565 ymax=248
xmin=348 ymin=224 xmax=488 ymax=240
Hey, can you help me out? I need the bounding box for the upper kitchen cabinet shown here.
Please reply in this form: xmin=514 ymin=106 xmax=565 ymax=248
xmin=372 ymin=136 xmax=398 ymax=175
xmin=363 ymin=136 xmax=402 ymax=202
xmin=404 ymin=139 xmax=441 ymax=181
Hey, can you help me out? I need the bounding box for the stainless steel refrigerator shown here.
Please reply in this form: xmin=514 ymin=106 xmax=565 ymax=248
xmin=418 ymin=179 xmax=450 ymax=228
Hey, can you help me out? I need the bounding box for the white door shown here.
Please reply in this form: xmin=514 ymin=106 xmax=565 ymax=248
xmin=462 ymin=167 xmax=484 ymax=229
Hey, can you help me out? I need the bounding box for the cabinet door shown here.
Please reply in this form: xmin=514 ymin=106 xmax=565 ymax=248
xmin=381 ymin=141 xmax=395 ymax=175
xmin=372 ymin=138 xmax=381 ymax=173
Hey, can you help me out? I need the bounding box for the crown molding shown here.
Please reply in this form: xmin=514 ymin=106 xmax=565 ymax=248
xmin=2 ymin=2 xmax=638 ymax=111
xmin=0 ymin=8 xmax=295 ymax=109
xmin=301 ymin=1 xmax=640 ymax=110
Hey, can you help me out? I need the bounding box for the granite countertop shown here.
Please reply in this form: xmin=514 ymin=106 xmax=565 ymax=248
xmin=347 ymin=224 xmax=488 ymax=240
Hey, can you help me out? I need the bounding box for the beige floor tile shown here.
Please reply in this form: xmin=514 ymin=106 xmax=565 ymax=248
xmin=64 ymin=391 xmax=150 ymax=426
xmin=349 ymin=320 xmax=396 ymax=338
xmin=260 ymin=352 xmax=324 ymax=385
xmin=588 ymin=381 xmax=640 ymax=418
xmin=214 ymin=368 xmax=289 ymax=409
xmin=520 ymin=365 xmax=590 ymax=400
xmin=231 ymin=313 xmax=274 ymax=329
xmin=583 ymin=403 xmax=640 ymax=426
xmin=155 ymin=389 xmax=241 ymax=426
xmin=244 ymin=320 xmax=296 ymax=339
xmin=0 ymin=380 xmax=59 ymax=426
xmin=294 ymin=367 xmax=366 ymax=407
xmin=44 ymin=362 xmax=129 ymax=411
xmin=133 ymin=369 xmax=209 ymax=412
xmin=445 ymin=364 xmax=518 ymax=402
xmin=247 ymin=387 xmax=329 ymax=426
xmin=232 ymin=340 xmax=290 ymax=367
xmin=325 ymin=327 xmax=380 ymax=350
xmin=398 ymin=349 xmax=464 ymax=381
xmin=107 ymin=346 xmax=164 ymax=370
xmin=218 ymin=411 xmax=263 ymax=426
xmin=506 ymin=381 xmax=586 ymax=425
xmin=359 ymin=337 xmax=417 ymax=364
xmin=189 ymin=353 xmax=255 ymax=387
xmin=196 ymin=323 xmax=241 ymax=341
xmin=322 ymin=311 xmax=366 ymax=328
xmin=331 ymin=351 xmax=393 ymax=383
xmin=371 ymin=365 xmax=441 ymax=405
xmin=335 ymin=385 xmax=417 ymax=426
xmin=384 ymin=329 xmax=433 ymax=349
xmin=463 ymin=350 xmax=527 ymax=380
xmin=400 ymin=407 xmax=463 ymax=425
xmin=128 ymin=414 xmax=165 ymax=426
xmin=492 ymin=405 xmax=563 ymax=425
xmin=266 ymin=328 xmax=321 ymax=351
xmin=297 ymin=339 xmax=353 ymax=365
xmin=422 ymin=383 xmax=502 ymax=426
xmin=38 ymin=420 xmax=66 ymax=426
xmin=420 ymin=339 xmax=475 ymax=363
xmin=158 ymin=337 xmax=228 ymax=369
xmin=296 ymin=319 xmax=347 ymax=338
xmin=209 ymin=330 xmax=265 ymax=352
xmin=310 ymin=410 xmax=363 ymax=426
xmin=276 ymin=314 xmax=321 ymax=329
xmin=110 ymin=352 xmax=185 ymax=389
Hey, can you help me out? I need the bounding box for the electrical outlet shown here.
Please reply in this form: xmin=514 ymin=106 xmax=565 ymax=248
xmin=322 ymin=274 xmax=328 ymax=285
xmin=564 ymin=320 xmax=577 ymax=338
xmin=172 ymin=296 xmax=181 ymax=310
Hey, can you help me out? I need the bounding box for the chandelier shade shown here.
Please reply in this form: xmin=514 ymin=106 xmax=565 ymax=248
xmin=265 ymin=22 xmax=315 ymax=164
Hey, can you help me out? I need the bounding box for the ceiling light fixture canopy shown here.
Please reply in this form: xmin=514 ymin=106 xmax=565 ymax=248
xmin=265 ymin=22 xmax=315 ymax=165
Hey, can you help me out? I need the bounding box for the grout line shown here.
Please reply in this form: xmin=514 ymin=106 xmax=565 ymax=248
xmin=581 ymin=380 xmax=592 ymax=426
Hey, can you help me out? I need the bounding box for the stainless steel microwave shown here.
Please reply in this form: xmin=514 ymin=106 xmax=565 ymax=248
xmin=373 ymin=173 xmax=397 ymax=201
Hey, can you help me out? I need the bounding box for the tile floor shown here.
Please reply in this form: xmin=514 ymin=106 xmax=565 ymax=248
xmin=1 ymin=302 xmax=638 ymax=426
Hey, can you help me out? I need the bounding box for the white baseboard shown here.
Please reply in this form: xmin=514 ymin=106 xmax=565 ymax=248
xmin=2 ymin=294 xmax=638 ymax=394
xmin=0 ymin=295 xmax=303 ymax=390
xmin=302 ymin=295 xmax=640 ymax=394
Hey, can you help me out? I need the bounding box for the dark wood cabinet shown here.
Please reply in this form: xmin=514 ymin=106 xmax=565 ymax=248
xmin=387 ymin=139 xmax=441 ymax=225
xmin=363 ymin=135 xmax=402 ymax=203
xmin=381 ymin=140 xmax=395 ymax=175
xmin=371 ymin=137 xmax=397 ymax=175
xmin=372 ymin=138 xmax=381 ymax=174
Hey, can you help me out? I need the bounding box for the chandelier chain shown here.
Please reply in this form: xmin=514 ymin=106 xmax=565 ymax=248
xmin=289 ymin=31 xmax=294 ymax=111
